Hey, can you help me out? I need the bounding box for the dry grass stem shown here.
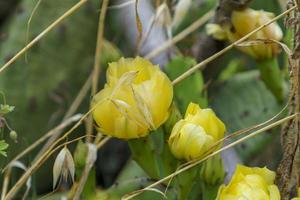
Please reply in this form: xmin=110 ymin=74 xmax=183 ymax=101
xmin=36 ymin=74 xmax=92 ymax=159
xmin=96 ymin=136 xmax=111 ymax=149
xmin=2 ymin=114 xmax=82 ymax=172
xmin=4 ymin=100 xmax=104 ymax=199
xmin=87 ymin=0 xmax=110 ymax=142
xmin=0 ymin=0 xmax=88 ymax=74
xmin=25 ymin=0 xmax=43 ymax=63
xmin=1 ymin=168 xmax=12 ymax=200
xmin=145 ymin=10 xmax=214 ymax=59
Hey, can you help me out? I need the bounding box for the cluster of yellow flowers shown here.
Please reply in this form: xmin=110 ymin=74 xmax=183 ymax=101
xmin=92 ymin=57 xmax=286 ymax=199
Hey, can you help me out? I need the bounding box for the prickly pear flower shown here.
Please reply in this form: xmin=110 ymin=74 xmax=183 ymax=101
xmin=292 ymin=188 xmax=300 ymax=200
xmin=216 ymin=165 xmax=281 ymax=200
xmin=207 ymin=8 xmax=283 ymax=60
xmin=92 ymin=57 xmax=173 ymax=139
xmin=168 ymin=102 xmax=225 ymax=161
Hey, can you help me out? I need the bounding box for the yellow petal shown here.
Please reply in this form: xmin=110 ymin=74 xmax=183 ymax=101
xmin=216 ymin=165 xmax=280 ymax=200
xmin=92 ymin=57 xmax=173 ymax=139
xmin=268 ymin=185 xmax=281 ymax=200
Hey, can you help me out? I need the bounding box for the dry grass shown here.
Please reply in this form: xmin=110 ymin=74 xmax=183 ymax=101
xmin=0 ymin=1 xmax=297 ymax=199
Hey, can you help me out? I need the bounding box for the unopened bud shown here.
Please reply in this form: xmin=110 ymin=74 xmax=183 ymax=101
xmin=200 ymin=154 xmax=225 ymax=185
xmin=9 ymin=130 xmax=17 ymax=143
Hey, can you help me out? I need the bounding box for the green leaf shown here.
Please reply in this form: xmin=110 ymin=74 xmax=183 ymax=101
xmin=166 ymin=56 xmax=207 ymax=113
xmin=0 ymin=140 xmax=9 ymax=157
xmin=211 ymin=70 xmax=283 ymax=162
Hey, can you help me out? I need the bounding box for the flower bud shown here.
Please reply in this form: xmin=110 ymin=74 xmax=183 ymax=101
xmin=216 ymin=164 xmax=281 ymax=200
xmin=9 ymin=130 xmax=17 ymax=143
xmin=200 ymin=154 xmax=225 ymax=185
xmin=92 ymin=57 xmax=173 ymax=139
xmin=168 ymin=102 xmax=225 ymax=161
xmin=207 ymin=8 xmax=283 ymax=60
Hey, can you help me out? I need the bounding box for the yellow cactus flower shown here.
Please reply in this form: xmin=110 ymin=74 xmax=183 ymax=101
xmin=92 ymin=57 xmax=173 ymax=139
xmin=207 ymin=8 xmax=283 ymax=60
xmin=292 ymin=188 xmax=300 ymax=200
xmin=216 ymin=164 xmax=281 ymax=200
xmin=168 ymin=102 xmax=225 ymax=161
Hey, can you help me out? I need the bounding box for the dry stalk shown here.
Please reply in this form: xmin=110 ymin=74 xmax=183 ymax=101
xmin=1 ymin=168 xmax=12 ymax=200
xmin=0 ymin=0 xmax=88 ymax=74
xmin=2 ymin=114 xmax=82 ymax=172
xmin=25 ymin=0 xmax=43 ymax=63
xmin=3 ymin=104 xmax=99 ymax=200
xmin=87 ymin=0 xmax=110 ymax=142
xmin=96 ymin=136 xmax=111 ymax=149
xmin=36 ymin=73 xmax=92 ymax=159
xmin=145 ymin=10 xmax=214 ymax=59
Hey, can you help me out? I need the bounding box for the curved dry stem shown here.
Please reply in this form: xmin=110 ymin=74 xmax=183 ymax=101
xmin=96 ymin=136 xmax=111 ymax=149
xmin=0 ymin=0 xmax=88 ymax=75
xmin=25 ymin=0 xmax=43 ymax=63
xmin=92 ymin=0 xmax=110 ymax=95
xmin=171 ymin=5 xmax=297 ymax=85
xmin=2 ymin=114 xmax=82 ymax=172
xmin=49 ymin=135 xmax=96 ymax=155
xmin=36 ymin=73 xmax=93 ymax=159
xmin=123 ymin=113 xmax=298 ymax=200
xmin=1 ymin=168 xmax=12 ymax=200
xmin=145 ymin=9 xmax=214 ymax=59
xmin=87 ymin=0 xmax=110 ymax=142
xmin=4 ymin=99 xmax=105 ymax=200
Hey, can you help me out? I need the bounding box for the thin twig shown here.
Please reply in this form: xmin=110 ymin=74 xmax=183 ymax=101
xmin=2 ymin=114 xmax=82 ymax=172
xmin=171 ymin=5 xmax=297 ymax=85
xmin=36 ymin=73 xmax=92 ymax=158
xmin=96 ymin=136 xmax=111 ymax=149
xmin=0 ymin=0 xmax=88 ymax=74
xmin=87 ymin=0 xmax=110 ymax=142
xmin=25 ymin=0 xmax=43 ymax=63
xmin=123 ymin=113 xmax=298 ymax=200
xmin=73 ymin=143 xmax=97 ymax=200
xmin=4 ymin=100 xmax=103 ymax=200
xmin=1 ymin=168 xmax=12 ymax=200
xmin=92 ymin=0 xmax=110 ymax=95
xmin=145 ymin=10 xmax=214 ymax=59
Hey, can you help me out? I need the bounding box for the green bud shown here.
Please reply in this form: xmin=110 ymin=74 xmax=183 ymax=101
xmin=9 ymin=130 xmax=17 ymax=143
xmin=200 ymin=154 xmax=225 ymax=185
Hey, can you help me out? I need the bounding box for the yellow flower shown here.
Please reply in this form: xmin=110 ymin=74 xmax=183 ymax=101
xmin=216 ymin=164 xmax=281 ymax=200
xmin=292 ymin=188 xmax=300 ymax=200
xmin=168 ymin=102 xmax=225 ymax=161
xmin=92 ymin=57 xmax=173 ymax=139
xmin=207 ymin=8 xmax=283 ymax=60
